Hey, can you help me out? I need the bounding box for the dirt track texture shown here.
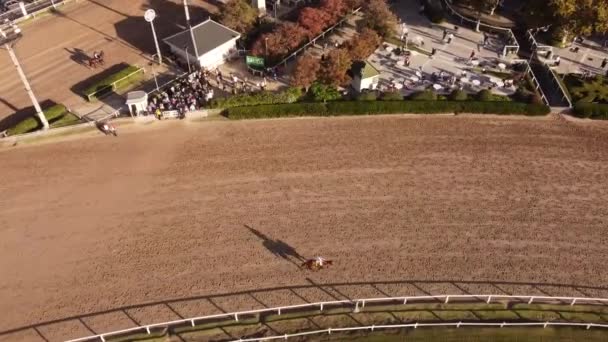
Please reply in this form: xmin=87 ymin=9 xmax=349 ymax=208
xmin=1 ymin=115 xmax=608 ymax=341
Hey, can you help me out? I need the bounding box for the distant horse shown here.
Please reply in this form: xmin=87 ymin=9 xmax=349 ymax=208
xmin=88 ymin=50 xmax=105 ymax=68
xmin=301 ymin=259 xmax=333 ymax=271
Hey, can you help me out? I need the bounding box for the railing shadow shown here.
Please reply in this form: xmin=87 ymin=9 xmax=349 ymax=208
xmin=3 ymin=278 xmax=608 ymax=341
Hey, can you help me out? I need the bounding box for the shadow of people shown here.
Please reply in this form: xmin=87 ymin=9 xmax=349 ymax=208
xmin=65 ymin=47 xmax=92 ymax=66
xmin=245 ymin=225 xmax=306 ymax=265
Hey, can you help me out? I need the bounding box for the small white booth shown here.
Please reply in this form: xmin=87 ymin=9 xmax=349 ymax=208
xmin=351 ymin=61 xmax=381 ymax=92
xmin=125 ymin=91 xmax=148 ymax=116
xmin=163 ymin=19 xmax=241 ymax=70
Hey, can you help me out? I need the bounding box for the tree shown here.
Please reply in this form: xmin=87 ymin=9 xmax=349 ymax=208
xmin=298 ymin=7 xmax=333 ymax=38
xmin=456 ymin=0 xmax=500 ymax=31
xmin=251 ymin=23 xmax=308 ymax=61
xmin=218 ymin=0 xmax=258 ymax=33
xmin=319 ymin=48 xmax=353 ymax=87
xmin=320 ymin=0 xmax=348 ymax=22
xmin=291 ymin=55 xmax=321 ymax=91
xmin=310 ymin=82 xmax=342 ymax=102
xmin=364 ymin=0 xmax=399 ymax=38
xmin=347 ymin=28 xmax=381 ymax=60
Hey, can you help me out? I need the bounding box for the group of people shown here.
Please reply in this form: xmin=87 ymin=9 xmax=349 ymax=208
xmin=146 ymin=69 xmax=217 ymax=119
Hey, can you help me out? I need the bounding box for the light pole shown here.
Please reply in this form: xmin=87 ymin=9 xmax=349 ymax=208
xmin=184 ymin=45 xmax=191 ymax=73
xmin=182 ymin=0 xmax=199 ymax=62
xmin=0 ymin=21 xmax=48 ymax=130
xmin=144 ymin=9 xmax=162 ymax=65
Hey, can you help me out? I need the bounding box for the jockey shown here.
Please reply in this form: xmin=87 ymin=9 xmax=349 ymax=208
xmin=315 ymin=256 xmax=325 ymax=267
xmin=93 ymin=51 xmax=100 ymax=60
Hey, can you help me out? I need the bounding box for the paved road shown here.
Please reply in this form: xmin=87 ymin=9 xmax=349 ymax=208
xmin=0 ymin=0 xmax=217 ymax=128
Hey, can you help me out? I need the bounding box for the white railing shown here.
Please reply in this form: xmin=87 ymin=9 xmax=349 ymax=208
xmin=233 ymin=321 xmax=608 ymax=342
xmin=0 ymin=0 xmax=76 ymax=23
xmin=441 ymin=0 xmax=519 ymax=56
xmin=65 ymin=294 xmax=608 ymax=342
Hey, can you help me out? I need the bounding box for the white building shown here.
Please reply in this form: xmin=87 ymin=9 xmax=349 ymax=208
xmin=351 ymin=61 xmax=380 ymax=92
xmin=163 ymin=19 xmax=241 ymax=70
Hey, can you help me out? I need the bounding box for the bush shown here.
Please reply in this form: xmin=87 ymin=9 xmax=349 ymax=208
xmin=356 ymin=91 xmax=378 ymax=101
xmin=449 ymin=89 xmax=469 ymax=101
xmin=380 ymin=91 xmax=404 ymax=101
xmin=225 ymin=103 xmax=327 ymax=119
xmin=224 ymin=100 xmax=550 ymax=119
xmin=573 ymin=102 xmax=608 ymax=120
xmin=476 ymin=89 xmax=493 ymax=102
xmin=83 ymin=65 xmax=142 ymax=101
xmin=7 ymin=105 xmax=82 ymax=136
xmin=210 ymin=87 xmax=302 ymax=108
xmin=528 ymin=93 xmax=544 ymax=105
xmin=310 ymin=82 xmax=342 ymax=102
xmin=410 ymin=90 xmax=437 ymax=101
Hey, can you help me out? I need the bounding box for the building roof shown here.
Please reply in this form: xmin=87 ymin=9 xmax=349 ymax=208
xmin=125 ymin=90 xmax=147 ymax=104
xmin=163 ymin=19 xmax=241 ymax=58
xmin=352 ymin=61 xmax=380 ymax=79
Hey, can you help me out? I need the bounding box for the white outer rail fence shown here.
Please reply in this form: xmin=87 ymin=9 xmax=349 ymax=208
xmin=65 ymin=294 xmax=608 ymax=342
xmin=0 ymin=0 xmax=78 ymax=23
xmin=230 ymin=321 xmax=608 ymax=342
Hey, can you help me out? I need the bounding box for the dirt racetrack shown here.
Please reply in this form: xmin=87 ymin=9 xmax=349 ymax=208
xmin=1 ymin=115 xmax=608 ymax=341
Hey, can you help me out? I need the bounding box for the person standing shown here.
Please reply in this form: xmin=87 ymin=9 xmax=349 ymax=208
xmin=601 ymin=58 xmax=608 ymax=69
xmin=447 ymin=33 xmax=454 ymax=44
xmin=442 ymin=29 xmax=448 ymax=41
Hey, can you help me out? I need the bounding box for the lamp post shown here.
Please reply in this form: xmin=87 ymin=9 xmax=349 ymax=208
xmin=144 ymin=9 xmax=162 ymax=65
xmin=182 ymin=0 xmax=199 ymax=64
xmin=0 ymin=21 xmax=48 ymax=130
xmin=184 ymin=45 xmax=191 ymax=73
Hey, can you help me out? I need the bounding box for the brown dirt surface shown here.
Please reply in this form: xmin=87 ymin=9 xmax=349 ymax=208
xmin=1 ymin=115 xmax=608 ymax=341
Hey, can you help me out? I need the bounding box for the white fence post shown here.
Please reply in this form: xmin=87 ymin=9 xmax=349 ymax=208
xmin=571 ymin=298 xmax=577 ymax=306
xmin=19 ymin=2 xmax=28 ymax=17
xmin=487 ymin=296 xmax=492 ymax=304
xmin=528 ymin=297 xmax=535 ymax=305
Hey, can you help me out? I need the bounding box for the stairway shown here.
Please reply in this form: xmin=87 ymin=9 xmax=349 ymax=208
xmin=512 ymin=29 xmax=570 ymax=108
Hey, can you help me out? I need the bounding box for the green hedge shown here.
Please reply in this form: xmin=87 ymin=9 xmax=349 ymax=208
xmin=573 ymin=102 xmax=608 ymax=120
xmin=83 ymin=65 xmax=142 ymax=101
xmin=7 ymin=104 xmax=82 ymax=135
xmin=225 ymin=100 xmax=550 ymax=119
xmin=210 ymin=87 xmax=302 ymax=108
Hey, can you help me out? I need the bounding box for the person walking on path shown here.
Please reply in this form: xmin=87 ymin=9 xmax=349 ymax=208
xmin=442 ymin=29 xmax=447 ymax=41
xmin=601 ymin=58 xmax=607 ymax=69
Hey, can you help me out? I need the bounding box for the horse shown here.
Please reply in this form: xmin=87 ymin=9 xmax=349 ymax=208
xmin=96 ymin=121 xmax=117 ymax=136
xmin=301 ymin=259 xmax=333 ymax=271
xmin=88 ymin=50 xmax=105 ymax=68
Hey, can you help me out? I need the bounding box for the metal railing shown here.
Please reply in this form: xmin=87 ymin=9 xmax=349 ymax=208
xmin=65 ymin=294 xmax=608 ymax=342
xmin=233 ymin=321 xmax=608 ymax=342
xmin=441 ymin=0 xmax=519 ymax=56
xmin=0 ymin=0 xmax=76 ymax=23
xmin=525 ymin=29 xmax=573 ymax=108
xmin=509 ymin=59 xmax=550 ymax=106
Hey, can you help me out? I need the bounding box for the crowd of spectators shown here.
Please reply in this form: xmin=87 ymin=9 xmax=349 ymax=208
xmin=146 ymin=67 xmax=275 ymax=119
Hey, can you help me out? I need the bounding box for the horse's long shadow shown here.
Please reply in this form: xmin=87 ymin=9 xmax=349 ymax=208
xmin=245 ymin=225 xmax=306 ymax=266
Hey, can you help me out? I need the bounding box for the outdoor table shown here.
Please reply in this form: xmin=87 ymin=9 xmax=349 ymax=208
xmin=386 ymin=46 xmax=393 ymax=53
xmin=410 ymin=76 xmax=420 ymax=82
xmin=394 ymin=83 xmax=404 ymax=90
xmin=396 ymin=60 xmax=405 ymax=66
xmin=498 ymin=63 xmax=507 ymax=70
xmin=471 ymin=60 xmax=480 ymax=66
xmin=460 ymin=77 xmax=469 ymax=83
xmin=432 ymin=84 xmax=443 ymax=90
xmin=495 ymin=81 xmax=505 ymax=87
xmin=415 ymin=71 xmax=422 ymax=77
xmin=471 ymin=79 xmax=481 ymax=86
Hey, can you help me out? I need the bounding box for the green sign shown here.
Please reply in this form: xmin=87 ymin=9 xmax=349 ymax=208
xmin=246 ymin=55 xmax=265 ymax=69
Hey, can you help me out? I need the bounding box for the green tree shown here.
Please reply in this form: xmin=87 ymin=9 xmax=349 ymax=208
xmin=310 ymin=82 xmax=342 ymax=102
xmin=218 ymin=0 xmax=258 ymax=33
